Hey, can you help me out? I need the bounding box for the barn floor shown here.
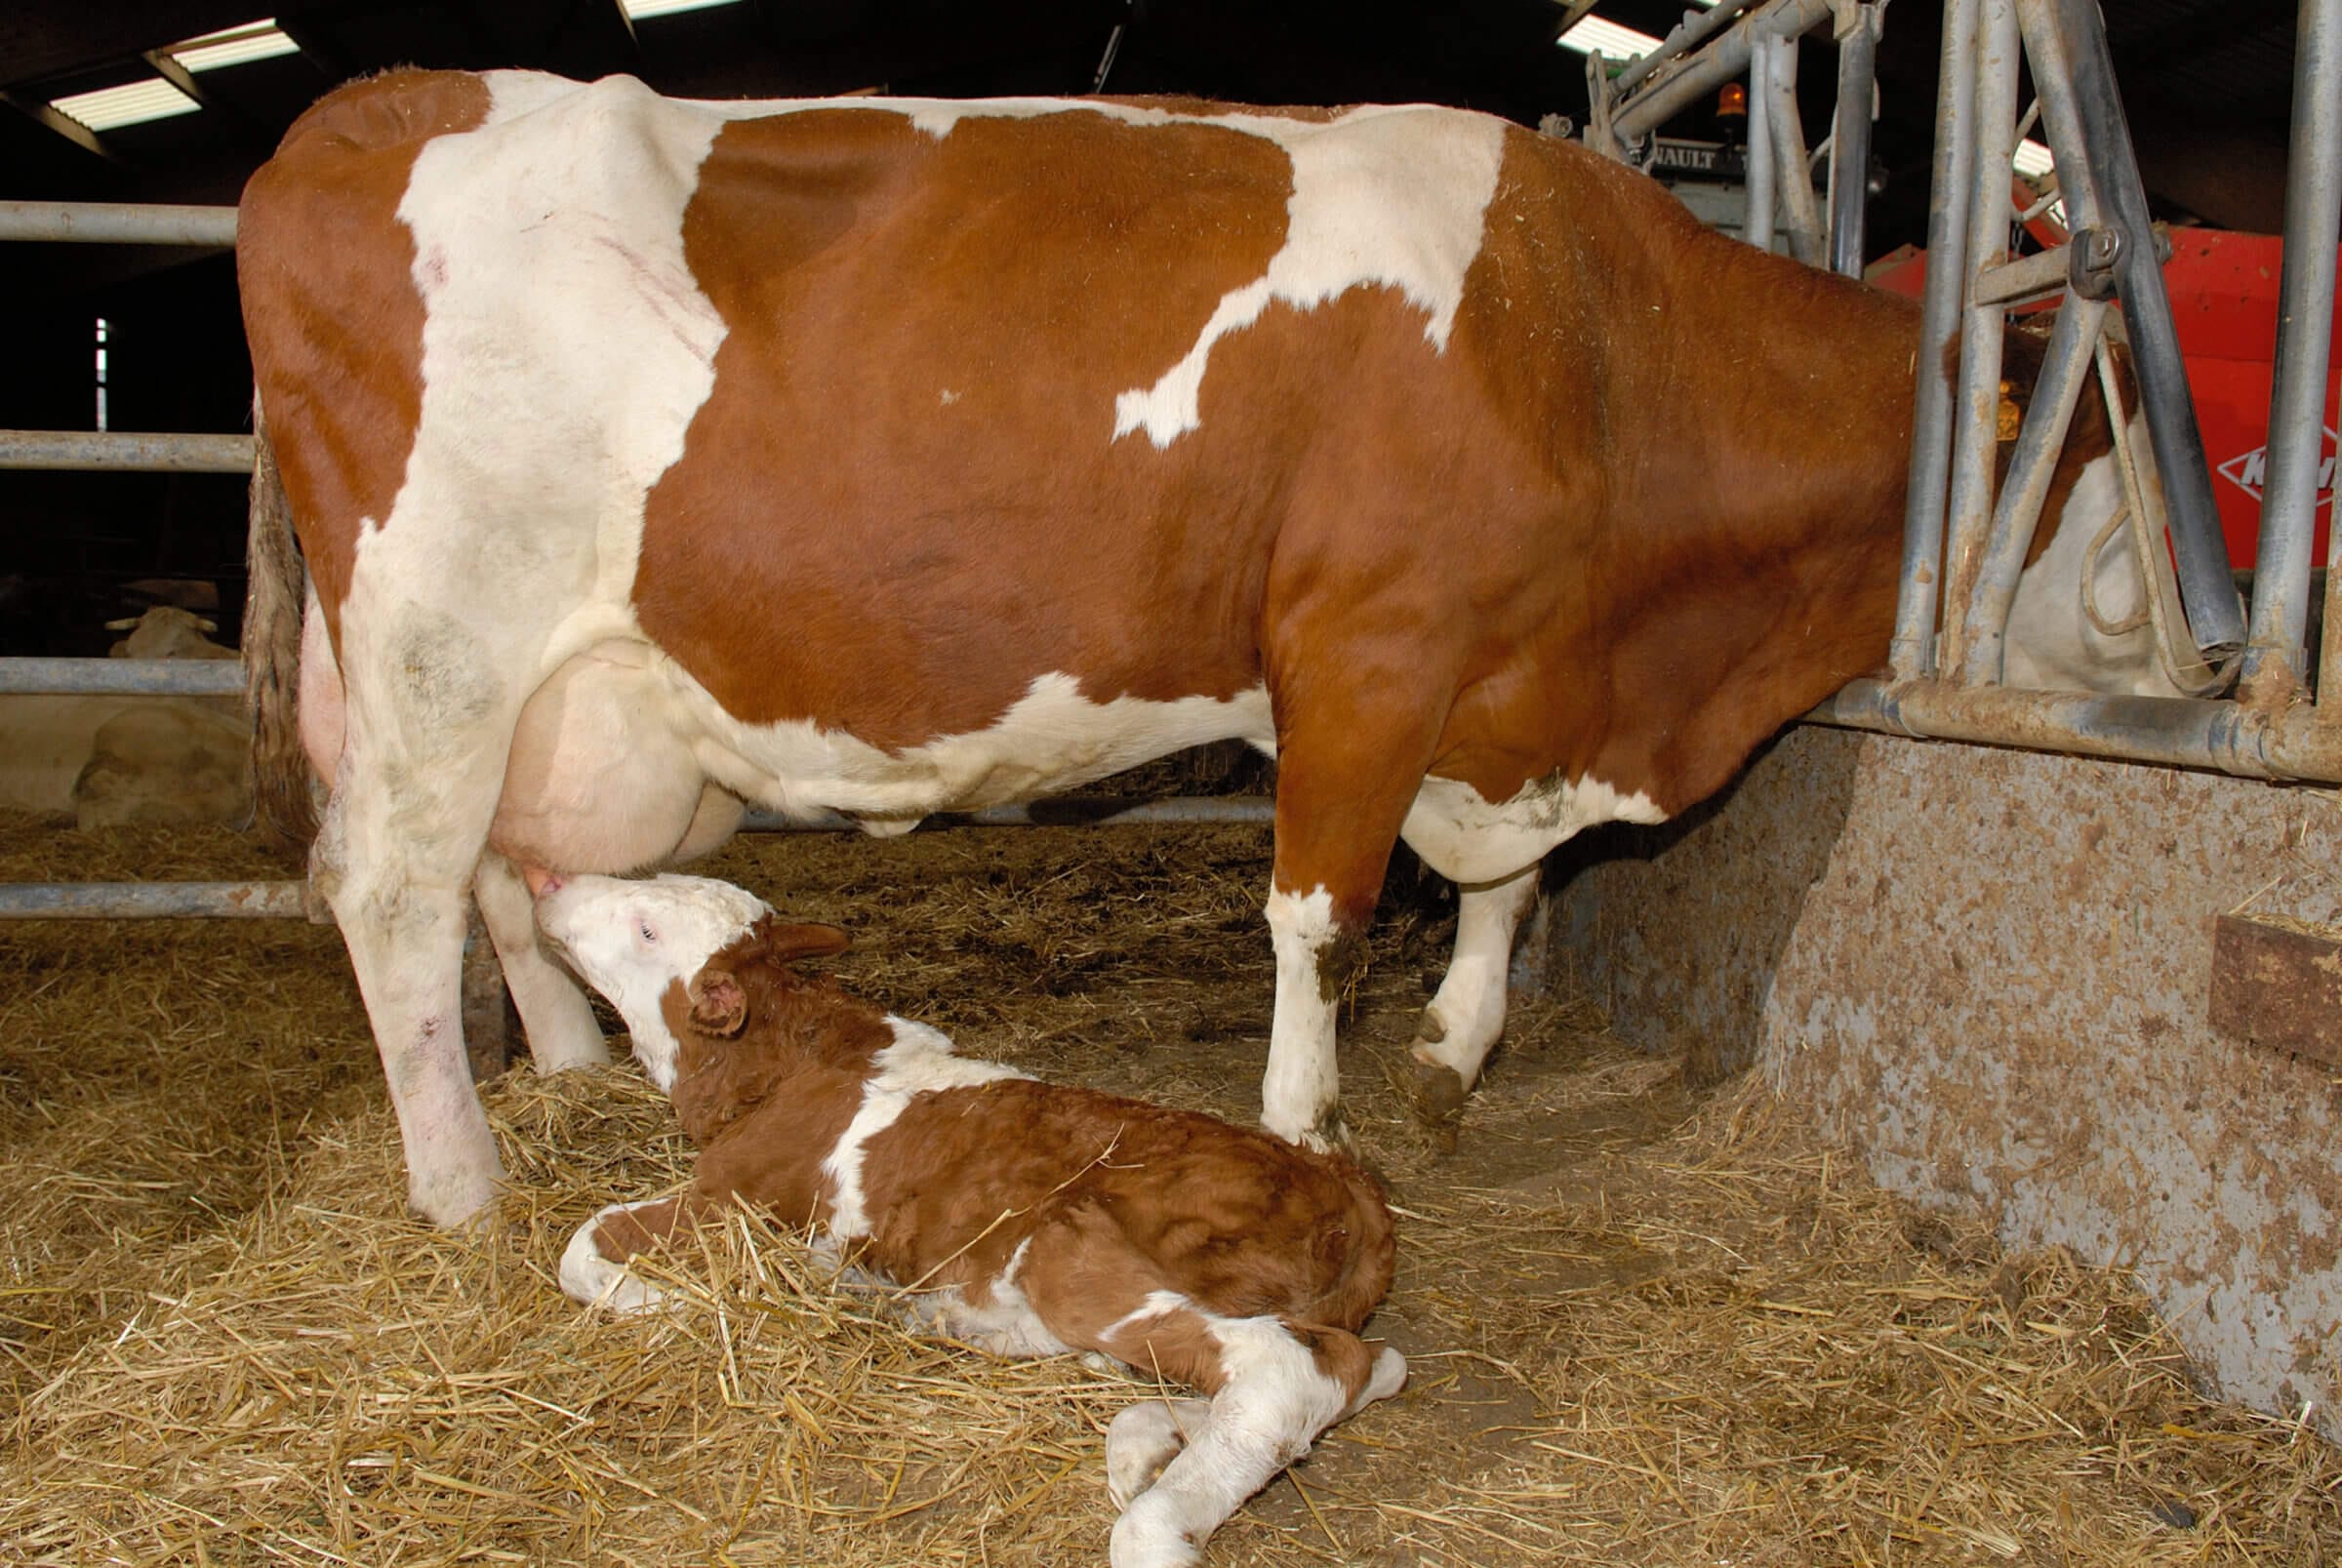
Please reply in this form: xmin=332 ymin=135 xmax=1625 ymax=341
xmin=2 ymin=809 xmax=2336 ymax=1565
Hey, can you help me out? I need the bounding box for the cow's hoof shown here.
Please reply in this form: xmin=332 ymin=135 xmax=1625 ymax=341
xmin=407 ymin=1168 xmax=503 ymax=1229
xmin=1405 ymin=1059 xmax=1468 ymax=1154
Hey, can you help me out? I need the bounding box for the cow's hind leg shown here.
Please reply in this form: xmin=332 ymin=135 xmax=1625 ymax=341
xmin=317 ymin=631 xmax=535 ymax=1225
xmin=1406 ymin=863 xmax=1541 ymax=1126
xmin=474 ymin=850 xmax=611 ymax=1074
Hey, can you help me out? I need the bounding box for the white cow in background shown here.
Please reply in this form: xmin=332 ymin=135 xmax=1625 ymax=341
xmin=0 ymin=606 xmax=252 ymax=830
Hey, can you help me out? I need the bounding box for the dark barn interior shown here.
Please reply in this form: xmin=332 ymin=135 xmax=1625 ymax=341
xmin=0 ymin=1 xmax=2306 ymax=657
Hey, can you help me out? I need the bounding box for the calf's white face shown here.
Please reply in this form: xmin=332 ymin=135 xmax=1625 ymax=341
xmin=533 ymin=872 xmax=770 ymax=1089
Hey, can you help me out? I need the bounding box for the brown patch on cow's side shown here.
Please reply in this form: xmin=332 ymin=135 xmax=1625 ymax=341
xmin=855 ymin=1077 xmax=1395 ymax=1330
xmin=237 ymin=70 xmax=491 ymax=647
xmin=592 ymin=1194 xmax=688 ymax=1263
xmin=632 ymin=105 xmax=1296 ymax=749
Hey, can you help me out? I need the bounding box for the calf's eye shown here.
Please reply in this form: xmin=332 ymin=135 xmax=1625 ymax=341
xmin=639 ymin=922 xmax=657 ymax=943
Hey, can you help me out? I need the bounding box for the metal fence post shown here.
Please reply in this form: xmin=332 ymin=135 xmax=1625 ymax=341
xmin=2246 ymin=0 xmax=2342 ymax=700
xmin=1893 ymin=0 xmax=1982 ymax=680
xmin=1937 ymin=0 xmax=2021 ymax=684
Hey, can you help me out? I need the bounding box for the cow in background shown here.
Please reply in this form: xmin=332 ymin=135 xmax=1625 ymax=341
xmin=0 ymin=606 xmax=250 ymax=830
xmin=239 ymin=72 xmax=2183 ymax=1224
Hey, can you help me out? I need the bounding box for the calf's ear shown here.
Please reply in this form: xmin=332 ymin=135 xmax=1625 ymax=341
xmin=686 ymin=967 xmax=748 ymax=1036
xmin=753 ymin=916 xmax=852 ymax=965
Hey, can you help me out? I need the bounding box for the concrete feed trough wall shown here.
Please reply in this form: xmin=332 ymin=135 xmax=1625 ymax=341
xmin=1552 ymin=724 xmax=2342 ymax=1440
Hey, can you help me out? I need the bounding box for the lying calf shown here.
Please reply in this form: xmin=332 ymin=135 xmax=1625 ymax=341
xmin=532 ymin=870 xmax=1405 ymax=1568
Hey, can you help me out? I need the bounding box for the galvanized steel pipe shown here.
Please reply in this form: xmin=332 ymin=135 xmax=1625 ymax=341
xmin=1810 ymin=678 xmax=2342 ymax=784
xmin=0 ymin=430 xmax=256 ymax=472
xmin=0 ymin=200 xmax=237 ymax=247
xmin=744 ymin=797 xmax=1274 ymax=832
xmin=0 ymin=658 xmax=246 ymax=696
xmin=0 ymin=882 xmax=306 ymax=919
xmin=2248 ymin=0 xmax=2342 ymax=695
xmin=1745 ymin=32 xmax=1778 ymax=252
xmin=1826 ymin=5 xmax=1880 ymax=277
xmin=1761 ymin=32 xmax=1825 ymax=264
xmin=1611 ymin=0 xmax=1836 ymax=145
xmin=1612 ymin=0 xmax=1766 ymax=97
xmin=1937 ymin=0 xmax=2022 ymax=684
xmin=2045 ymin=0 xmax=2245 ymax=659
xmin=1892 ymin=0 xmax=1981 ymax=680
xmin=1961 ymin=294 xmax=2109 ymax=683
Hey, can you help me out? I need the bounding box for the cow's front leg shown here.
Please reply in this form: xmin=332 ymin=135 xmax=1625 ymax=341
xmin=474 ymin=850 xmax=610 ymax=1074
xmin=1260 ymin=700 xmax=1443 ymax=1151
xmin=1407 ymin=863 xmax=1541 ymax=1123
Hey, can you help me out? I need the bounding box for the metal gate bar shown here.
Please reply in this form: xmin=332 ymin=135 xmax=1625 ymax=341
xmin=0 ymin=658 xmax=245 ymax=696
xmin=2245 ymin=0 xmax=2342 ymax=698
xmin=0 ymin=200 xmax=237 ymax=246
xmin=0 ymin=430 xmax=255 ymax=472
xmin=0 ymin=799 xmax=1275 ymax=920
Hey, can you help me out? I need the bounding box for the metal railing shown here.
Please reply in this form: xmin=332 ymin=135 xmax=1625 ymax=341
xmin=1586 ymin=0 xmax=2342 ymax=785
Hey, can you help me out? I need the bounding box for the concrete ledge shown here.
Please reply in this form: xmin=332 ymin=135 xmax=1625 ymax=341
xmin=1553 ymin=724 xmax=2342 ymax=1437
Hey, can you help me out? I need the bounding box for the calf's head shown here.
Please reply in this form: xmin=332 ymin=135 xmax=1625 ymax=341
xmin=532 ymin=871 xmax=846 ymax=1089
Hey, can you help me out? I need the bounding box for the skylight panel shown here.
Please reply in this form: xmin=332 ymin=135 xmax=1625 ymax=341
xmin=623 ymin=0 xmax=747 ymax=19
xmin=173 ymin=20 xmax=301 ymax=72
xmin=1556 ymin=17 xmax=1665 ymax=59
xmin=1556 ymin=0 xmax=1716 ymax=60
xmin=50 ymin=78 xmax=200 ymax=132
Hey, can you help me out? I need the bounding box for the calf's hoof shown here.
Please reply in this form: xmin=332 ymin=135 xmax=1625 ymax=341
xmin=559 ymin=1206 xmax=672 ymax=1314
xmin=1110 ymin=1492 xmax=1204 ymax=1568
xmin=1106 ymin=1400 xmax=1205 ymax=1510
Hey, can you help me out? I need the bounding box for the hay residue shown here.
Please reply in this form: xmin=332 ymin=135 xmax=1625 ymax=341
xmin=2 ymin=810 xmax=2335 ymax=1564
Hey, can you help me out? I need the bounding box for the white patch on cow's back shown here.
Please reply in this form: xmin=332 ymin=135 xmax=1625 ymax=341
xmin=683 ymin=671 xmax=1274 ymax=824
xmin=1111 ymin=106 xmax=1508 ymax=447
xmin=470 ymin=77 xmax=1510 ymax=453
xmin=1400 ymin=772 xmax=1666 ymax=886
xmin=822 ymin=1019 xmax=1030 ymax=1241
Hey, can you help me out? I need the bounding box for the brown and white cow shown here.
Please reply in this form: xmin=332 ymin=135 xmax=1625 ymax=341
xmin=536 ymin=870 xmax=1402 ymax=1568
xmin=238 ymin=70 xmax=2175 ymax=1224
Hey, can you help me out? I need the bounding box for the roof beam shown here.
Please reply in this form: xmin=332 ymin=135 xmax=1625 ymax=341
xmin=0 ymin=89 xmax=127 ymax=166
xmin=142 ymin=45 xmax=277 ymax=149
xmin=0 ymin=1 xmax=262 ymax=92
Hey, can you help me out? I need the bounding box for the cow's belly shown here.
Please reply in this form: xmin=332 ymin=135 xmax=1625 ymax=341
xmin=492 ymin=640 xmax=1273 ymax=869
xmin=1400 ymin=771 xmax=1668 ymax=885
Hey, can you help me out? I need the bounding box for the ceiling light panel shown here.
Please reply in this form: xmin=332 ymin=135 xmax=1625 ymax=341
xmin=174 ymin=20 xmax=301 ymax=72
xmin=50 ymin=78 xmax=201 ymax=132
xmin=623 ymin=0 xmax=747 ymax=19
xmin=1557 ymin=17 xmax=1665 ymax=59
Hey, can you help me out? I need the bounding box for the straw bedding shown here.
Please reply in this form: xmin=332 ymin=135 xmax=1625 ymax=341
xmin=2 ymin=808 xmax=2335 ymax=1565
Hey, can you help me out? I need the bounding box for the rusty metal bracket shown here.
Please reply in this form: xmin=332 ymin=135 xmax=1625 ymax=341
xmin=2208 ymin=912 xmax=2342 ymax=1068
xmin=2066 ymin=223 xmax=2122 ymax=300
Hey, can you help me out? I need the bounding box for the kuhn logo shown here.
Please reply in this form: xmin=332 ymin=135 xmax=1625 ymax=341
xmin=2216 ymin=424 xmax=2338 ymax=510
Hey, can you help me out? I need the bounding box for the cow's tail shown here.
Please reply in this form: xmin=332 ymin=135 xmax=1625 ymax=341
xmin=244 ymin=400 xmax=317 ymax=853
